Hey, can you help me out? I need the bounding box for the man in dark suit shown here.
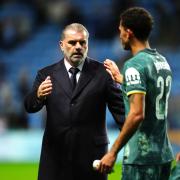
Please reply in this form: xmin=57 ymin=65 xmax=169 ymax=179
xmin=24 ymin=23 xmax=124 ymax=180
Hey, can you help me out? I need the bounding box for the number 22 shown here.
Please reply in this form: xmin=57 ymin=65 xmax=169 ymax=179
xmin=156 ymin=75 xmax=172 ymax=120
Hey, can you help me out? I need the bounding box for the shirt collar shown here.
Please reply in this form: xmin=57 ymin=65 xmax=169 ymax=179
xmin=64 ymin=58 xmax=84 ymax=72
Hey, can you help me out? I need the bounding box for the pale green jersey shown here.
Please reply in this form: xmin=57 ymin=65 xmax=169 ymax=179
xmin=122 ymin=48 xmax=174 ymax=164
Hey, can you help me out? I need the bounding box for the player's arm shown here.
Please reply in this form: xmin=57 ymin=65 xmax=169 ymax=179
xmin=98 ymin=93 xmax=145 ymax=174
xmin=176 ymin=152 xmax=180 ymax=161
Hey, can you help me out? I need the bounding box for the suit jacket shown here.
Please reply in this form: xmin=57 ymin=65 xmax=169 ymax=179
xmin=24 ymin=57 xmax=124 ymax=180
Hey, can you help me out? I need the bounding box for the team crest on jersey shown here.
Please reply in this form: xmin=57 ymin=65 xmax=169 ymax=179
xmin=125 ymin=67 xmax=141 ymax=85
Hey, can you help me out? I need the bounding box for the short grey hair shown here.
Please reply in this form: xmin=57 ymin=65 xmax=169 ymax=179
xmin=61 ymin=23 xmax=89 ymax=40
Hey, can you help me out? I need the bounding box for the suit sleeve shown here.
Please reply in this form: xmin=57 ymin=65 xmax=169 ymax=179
xmin=106 ymin=74 xmax=125 ymax=129
xmin=24 ymin=70 xmax=46 ymax=113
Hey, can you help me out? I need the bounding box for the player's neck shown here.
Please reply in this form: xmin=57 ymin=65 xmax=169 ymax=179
xmin=131 ymin=40 xmax=150 ymax=56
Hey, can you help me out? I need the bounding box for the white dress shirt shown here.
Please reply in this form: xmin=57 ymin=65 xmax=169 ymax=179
xmin=64 ymin=58 xmax=84 ymax=82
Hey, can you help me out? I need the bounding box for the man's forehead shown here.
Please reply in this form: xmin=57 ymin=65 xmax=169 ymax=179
xmin=119 ymin=22 xmax=123 ymax=29
xmin=119 ymin=24 xmax=126 ymax=31
xmin=64 ymin=29 xmax=87 ymax=38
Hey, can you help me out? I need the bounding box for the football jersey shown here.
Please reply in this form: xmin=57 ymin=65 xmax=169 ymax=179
xmin=122 ymin=48 xmax=174 ymax=164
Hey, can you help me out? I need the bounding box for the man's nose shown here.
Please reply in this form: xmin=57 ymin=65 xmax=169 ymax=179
xmin=75 ymin=42 xmax=82 ymax=49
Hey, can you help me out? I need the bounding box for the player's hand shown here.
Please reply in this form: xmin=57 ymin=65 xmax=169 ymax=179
xmin=176 ymin=152 xmax=180 ymax=161
xmin=97 ymin=152 xmax=117 ymax=174
xmin=37 ymin=76 xmax=52 ymax=100
xmin=104 ymin=59 xmax=123 ymax=84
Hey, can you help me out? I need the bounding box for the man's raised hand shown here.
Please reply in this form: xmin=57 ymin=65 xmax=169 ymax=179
xmin=37 ymin=76 xmax=52 ymax=100
xmin=104 ymin=59 xmax=123 ymax=84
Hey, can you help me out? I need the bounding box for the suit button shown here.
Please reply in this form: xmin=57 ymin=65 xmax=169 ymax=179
xmin=71 ymin=103 xmax=74 ymax=106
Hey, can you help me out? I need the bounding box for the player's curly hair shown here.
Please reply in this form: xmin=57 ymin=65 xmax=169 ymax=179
xmin=120 ymin=7 xmax=154 ymax=41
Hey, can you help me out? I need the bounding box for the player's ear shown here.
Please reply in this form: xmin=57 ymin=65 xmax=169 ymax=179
xmin=127 ymin=29 xmax=133 ymax=37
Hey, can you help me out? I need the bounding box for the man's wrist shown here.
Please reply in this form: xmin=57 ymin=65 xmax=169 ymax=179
xmin=37 ymin=95 xmax=46 ymax=102
xmin=109 ymin=148 xmax=118 ymax=157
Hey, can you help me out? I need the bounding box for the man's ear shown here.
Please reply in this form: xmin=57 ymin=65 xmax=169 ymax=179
xmin=127 ymin=29 xmax=133 ymax=38
xmin=59 ymin=41 xmax=63 ymax=51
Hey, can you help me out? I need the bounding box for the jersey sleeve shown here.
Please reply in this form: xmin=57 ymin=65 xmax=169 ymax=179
xmin=123 ymin=62 xmax=146 ymax=96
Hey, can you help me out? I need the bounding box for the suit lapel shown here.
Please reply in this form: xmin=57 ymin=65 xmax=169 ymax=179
xmin=72 ymin=58 xmax=95 ymax=99
xmin=52 ymin=58 xmax=96 ymax=100
xmin=53 ymin=59 xmax=73 ymax=98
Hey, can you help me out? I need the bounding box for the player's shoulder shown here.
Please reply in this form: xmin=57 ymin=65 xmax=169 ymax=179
xmin=124 ymin=56 xmax=142 ymax=70
xmin=125 ymin=50 xmax=151 ymax=70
